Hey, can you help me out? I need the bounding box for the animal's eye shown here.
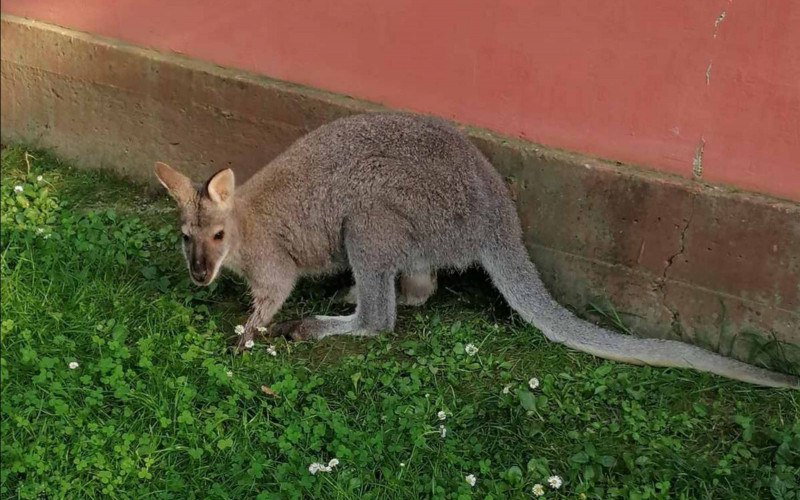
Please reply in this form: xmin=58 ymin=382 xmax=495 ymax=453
xmin=181 ymin=233 xmax=190 ymax=242
xmin=214 ymin=230 xmax=225 ymax=241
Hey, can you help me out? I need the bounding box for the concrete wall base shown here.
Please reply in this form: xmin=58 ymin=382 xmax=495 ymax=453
xmin=2 ymin=15 xmax=798 ymax=372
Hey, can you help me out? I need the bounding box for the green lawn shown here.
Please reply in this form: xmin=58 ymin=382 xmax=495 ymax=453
xmin=1 ymin=145 xmax=798 ymax=500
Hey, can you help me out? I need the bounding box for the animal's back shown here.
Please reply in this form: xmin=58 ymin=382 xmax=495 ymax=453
xmin=241 ymin=112 xmax=513 ymax=268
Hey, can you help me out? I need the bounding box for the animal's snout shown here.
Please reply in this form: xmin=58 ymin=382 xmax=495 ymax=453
xmin=190 ymin=260 xmax=208 ymax=283
xmin=191 ymin=269 xmax=208 ymax=282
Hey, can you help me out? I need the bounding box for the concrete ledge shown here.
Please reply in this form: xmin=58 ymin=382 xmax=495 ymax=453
xmin=2 ymin=15 xmax=798 ymax=371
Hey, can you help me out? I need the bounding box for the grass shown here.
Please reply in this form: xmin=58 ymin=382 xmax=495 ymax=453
xmin=1 ymin=145 xmax=798 ymax=500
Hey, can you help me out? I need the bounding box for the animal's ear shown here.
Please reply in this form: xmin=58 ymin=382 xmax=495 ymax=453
xmin=154 ymin=162 xmax=194 ymax=204
xmin=205 ymin=168 xmax=235 ymax=206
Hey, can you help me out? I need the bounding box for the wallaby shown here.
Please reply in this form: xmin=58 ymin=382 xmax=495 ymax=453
xmin=155 ymin=112 xmax=798 ymax=389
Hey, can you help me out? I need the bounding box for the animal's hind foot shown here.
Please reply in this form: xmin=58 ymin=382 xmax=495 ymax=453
xmin=273 ymin=315 xmax=372 ymax=341
xmin=336 ymin=271 xmax=437 ymax=307
xmin=271 ymin=320 xmax=307 ymax=340
xmin=398 ymin=271 xmax=437 ymax=306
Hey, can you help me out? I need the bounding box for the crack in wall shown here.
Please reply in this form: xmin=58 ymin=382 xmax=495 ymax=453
xmin=668 ymin=306 xmax=684 ymax=339
xmin=654 ymin=195 xmax=697 ymax=337
xmin=661 ymin=195 xmax=696 ymax=282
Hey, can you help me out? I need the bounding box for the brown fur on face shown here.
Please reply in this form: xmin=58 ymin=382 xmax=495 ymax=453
xmin=155 ymin=163 xmax=239 ymax=285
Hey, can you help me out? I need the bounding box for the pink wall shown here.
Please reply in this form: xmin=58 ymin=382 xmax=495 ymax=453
xmin=3 ymin=0 xmax=800 ymax=200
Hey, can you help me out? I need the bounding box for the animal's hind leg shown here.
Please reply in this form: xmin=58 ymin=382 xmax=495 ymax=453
xmin=398 ymin=270 xmax=437 ymax=306
xmin=337 ymin=284 xmax=359 ymax=305
xmin=352 ymin=268 xmax=397 ymax=332
xmin=282 ymin=209 xmax=404 ymax=340
xmin=274 ymin=268 xmax=396 ymax=341
xmin=337 ymin=270 xmax=436 ymax=307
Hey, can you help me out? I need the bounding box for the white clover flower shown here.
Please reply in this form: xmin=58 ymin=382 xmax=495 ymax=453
xmin=256 ymin=326 xmax=267 ymax=334
xmin=399 ymin=462 xmax=405 ymax=467
xmin=437 ymin=410 xmax=447 ymax=421
xmin=440 ymin=425 xmax=446 ymax=438
xmin=309 ymin=461 xmax=333 ymax=474
xmin=465 ymin=474 xmax=476 ymax=487
xmin=529 ymin=377 xmax=540 ymax=390
xmin=266 ymin=345 xmax=277 ymax=356
xmin=68 ymin=361 xmax=79 ymax=370
xmin=14 ymin=185 xmax=23 ymax=193
xmin=465 ymin=343 xmax=479 ymax=356
xmin=234 ymin=325 xmax=245 ymax=336
xmin=226 ymin=370 xmax=233 ymax=378
xmin=532 ymin=484 xmax=545 ymax=496
xmin=328 ymin=458 xmax=339 ymax=467
xmin=36 ymin=228 xmax=44 ymax=234
xmin=244 ymin=339 xmax=255 ymax=349
xmin=502 ymin=384 xmax=512 ymax=394
xmin=548 ymin=475 xmax=562 ymax=489
xmin=36 ymin=175 xmax=43 ymax=182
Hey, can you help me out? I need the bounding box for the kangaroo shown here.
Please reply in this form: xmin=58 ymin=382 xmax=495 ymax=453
xmin=155 ymin=112 xmax=798 ymax=389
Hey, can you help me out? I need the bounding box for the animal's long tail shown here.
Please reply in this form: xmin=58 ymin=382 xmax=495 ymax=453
xmin=481 ymin=243 xmax=799 ymax=389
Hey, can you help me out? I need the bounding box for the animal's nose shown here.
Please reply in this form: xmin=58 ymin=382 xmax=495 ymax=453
xmin=190 ymin=261 xmax=207 ymax=281
xmin=192 ymin=269 xmax=207 ymax=282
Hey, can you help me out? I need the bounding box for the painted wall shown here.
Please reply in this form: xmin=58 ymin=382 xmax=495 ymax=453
xmin=3 ymin=0 xmax=799 ymax=200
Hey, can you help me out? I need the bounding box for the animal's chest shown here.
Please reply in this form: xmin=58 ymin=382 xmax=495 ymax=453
xmin=222 ymin=253 xmax=244 ymax=277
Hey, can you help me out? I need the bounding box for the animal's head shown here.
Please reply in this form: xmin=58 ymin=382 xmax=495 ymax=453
xmin=154 ymin=162 xmax=237 ymax=286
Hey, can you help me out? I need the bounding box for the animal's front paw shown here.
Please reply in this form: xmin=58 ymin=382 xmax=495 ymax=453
xmin=271 ymin=320 xmax=311 ymax=341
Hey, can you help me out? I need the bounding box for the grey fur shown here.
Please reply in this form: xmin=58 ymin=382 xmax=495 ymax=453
xmin=340 ymin=270 xmax=437 ymax=306
xmin=155 ymin=112 xmax=799 ymax=389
